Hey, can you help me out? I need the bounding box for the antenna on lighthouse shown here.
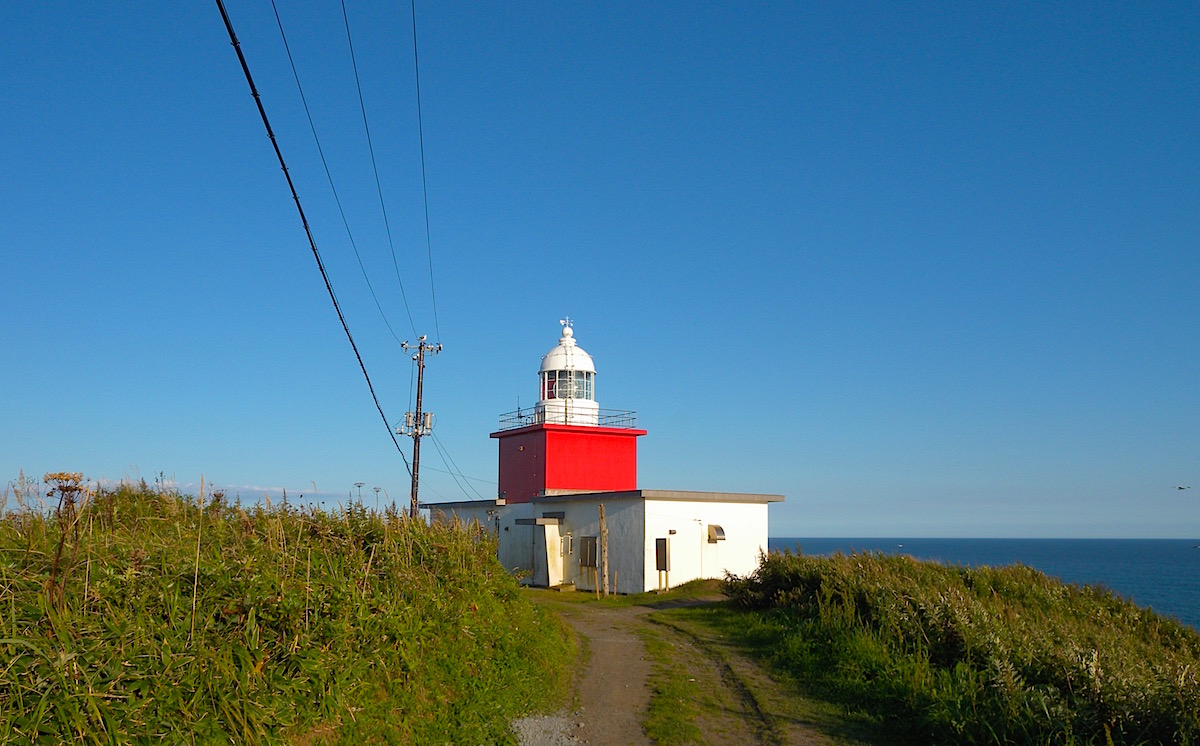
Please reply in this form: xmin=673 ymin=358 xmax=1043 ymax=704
xmin=398 ymin=335 xmax=441 ymax=518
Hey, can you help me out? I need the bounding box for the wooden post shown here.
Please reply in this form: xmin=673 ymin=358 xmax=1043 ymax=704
xmin=599 ymin=503 xmax=609 ymax=598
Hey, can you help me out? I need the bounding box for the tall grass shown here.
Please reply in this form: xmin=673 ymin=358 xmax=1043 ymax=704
xmin=0 ymin=478 xmax=572 ymax=743
xmin=723 ymin=550 xmax=1200 ymax=745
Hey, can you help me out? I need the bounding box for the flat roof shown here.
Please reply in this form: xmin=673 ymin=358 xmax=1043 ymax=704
xmin=424 ymin=499 xmax=497 ymax=509
xmin=541 ymin=489 xmax=784 ymax=504
xmin=425 ymin=489 xmax=784 ymax=510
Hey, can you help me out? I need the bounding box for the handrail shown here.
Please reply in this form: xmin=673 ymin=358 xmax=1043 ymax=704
xmin=497 ymin=407 xmax=639 ymax=431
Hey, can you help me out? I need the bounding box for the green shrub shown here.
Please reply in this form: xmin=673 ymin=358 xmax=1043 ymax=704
xmin=723 ymin=550 xmax=1200 ymax=744
xmin=1 ymin=480 xmax=572 ymax=743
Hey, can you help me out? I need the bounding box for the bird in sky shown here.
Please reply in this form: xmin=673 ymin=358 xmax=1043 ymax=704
xmin=1176 ymin=485 xmax=1191 ymax=490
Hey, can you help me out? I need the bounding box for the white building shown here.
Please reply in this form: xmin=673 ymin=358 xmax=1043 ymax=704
xmin=426 ymin=320 xmax=782 ymax=594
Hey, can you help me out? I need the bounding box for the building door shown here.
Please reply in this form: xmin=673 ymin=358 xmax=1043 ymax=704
xmin=542 ymin=523 xmax=563 ymax=587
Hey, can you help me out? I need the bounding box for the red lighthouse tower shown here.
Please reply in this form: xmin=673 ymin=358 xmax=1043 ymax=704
xmin=491 ymin=319 xmax=646 ymax=503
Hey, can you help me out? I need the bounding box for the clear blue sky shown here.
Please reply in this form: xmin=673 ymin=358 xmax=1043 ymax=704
xmin=2 ymin=2 xmax=1197 ymax=537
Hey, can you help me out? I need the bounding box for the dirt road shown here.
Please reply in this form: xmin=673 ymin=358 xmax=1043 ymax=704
xmin=513 ymin=591 xmax=864 ymax=746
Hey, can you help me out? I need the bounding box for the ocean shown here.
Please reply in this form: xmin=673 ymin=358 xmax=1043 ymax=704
xmin=767 ymin=538 xmax=1200 ymax=631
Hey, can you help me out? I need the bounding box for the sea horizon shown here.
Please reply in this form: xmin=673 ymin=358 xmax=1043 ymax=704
xmin=766 ymin=537 xmax=1200 ymax=631
xmin=770 ymin=535 xmax=1200 ymax=541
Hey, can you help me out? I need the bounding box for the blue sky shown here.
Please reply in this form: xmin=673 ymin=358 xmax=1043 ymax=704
xmin=2 ymin=2 xmax=1197 ymax=537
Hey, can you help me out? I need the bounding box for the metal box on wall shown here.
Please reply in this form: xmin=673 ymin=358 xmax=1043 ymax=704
xmin=579 ymin=535 xmax=598 ymax=568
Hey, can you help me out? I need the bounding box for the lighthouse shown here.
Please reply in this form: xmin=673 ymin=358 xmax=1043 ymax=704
xmin=428 ymin=318 xmax=783 ymax=594
xmin=491 ymin=319 xmax=647 ymax=503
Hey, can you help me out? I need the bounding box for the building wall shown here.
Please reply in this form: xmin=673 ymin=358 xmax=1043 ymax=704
xmin=496 ymin=502 xmax=535 ymax=575
xmin=549 ymin=498 xmax=646 ymax=594
xmin=429 ymin=495 xmax=772 ymax=595
xmin=543 ymin=427 xmax=641 ymax=493
xmin=519 ymin=497 xmax=766 ymax=594
xmin=492 ymin=424 xmax=645 ymax=503
xmin=493 ymin=429 xmax=547 ymax=503
xmin=429 ymin=501 xmax=493 ymax=530
xmin=641 ymin=500 xmax=768 ymax=592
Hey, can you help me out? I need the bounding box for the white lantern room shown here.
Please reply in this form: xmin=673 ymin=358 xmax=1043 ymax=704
xmin=535 ymin=319 xmax=598 ymax=426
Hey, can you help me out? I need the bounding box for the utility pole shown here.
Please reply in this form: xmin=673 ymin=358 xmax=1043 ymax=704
xmin=398 ymin=335 xmax=441 ymax=518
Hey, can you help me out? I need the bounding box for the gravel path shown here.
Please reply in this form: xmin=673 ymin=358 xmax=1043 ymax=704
xmin=510 ymin=713 xmax=582 ymax=746
xmin=514 ymin=602 xmax=653 ymax=745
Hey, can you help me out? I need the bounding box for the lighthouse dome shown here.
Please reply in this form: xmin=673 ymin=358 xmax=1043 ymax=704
xmin=536 ymin=320 xmax=599 ymax=425
xmin=539 ymin=324 xmax=596 ymax=374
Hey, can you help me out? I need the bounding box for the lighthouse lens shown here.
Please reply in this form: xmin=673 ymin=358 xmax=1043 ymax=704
xmin=573 ymin=371 xmax=593 ymax=400
xmin=542 ymin=370 xmax=594 ymax=401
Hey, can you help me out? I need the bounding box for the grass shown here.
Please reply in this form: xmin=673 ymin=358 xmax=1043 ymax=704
xmin=721 ymin=550 xmax=1200 ymax=745
xmin=526 ymin=578 xmax=726 ymax=610
xmin=640 ymin=621 xmax=704 ymax=744
xmin=649 ymin=607 xmax=884 ymax=745
xmin=0 ymin=475 xmax=573 ymax=744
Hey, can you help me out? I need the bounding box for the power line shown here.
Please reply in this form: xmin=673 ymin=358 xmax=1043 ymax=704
xmin=340 ymin=0 xmax=419 ymax=339
xmin=420 ymin=463 xmax=496 ymax=486
xmin=268 ymin=0 xmax=406 ymax=347
xmin=427 ymin=435 xmax=471 ymax=499
xmin=215 ymin=0 xmax=411 ymax=476
xmin=243 ymin=0 xmax=454 ymax=496
xmin=409 ymin=0 xmax=441 ymax=343
xmin=429 ymin=431 xmax=487 ymax=501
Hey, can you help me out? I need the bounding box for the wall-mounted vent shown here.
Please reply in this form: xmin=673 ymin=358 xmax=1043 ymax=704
xmin=707 ymin=525 xmax=726 ymax=543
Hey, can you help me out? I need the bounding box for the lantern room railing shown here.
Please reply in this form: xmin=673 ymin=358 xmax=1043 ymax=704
xmin=497 ymin=407 xmax=639 ymax=431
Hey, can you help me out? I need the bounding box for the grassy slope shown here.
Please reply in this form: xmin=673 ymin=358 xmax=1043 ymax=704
xmin=720 ymin=550 xmax=1200 ymax=745
xmin=0 ymin=481 xmax=573 ymax=744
